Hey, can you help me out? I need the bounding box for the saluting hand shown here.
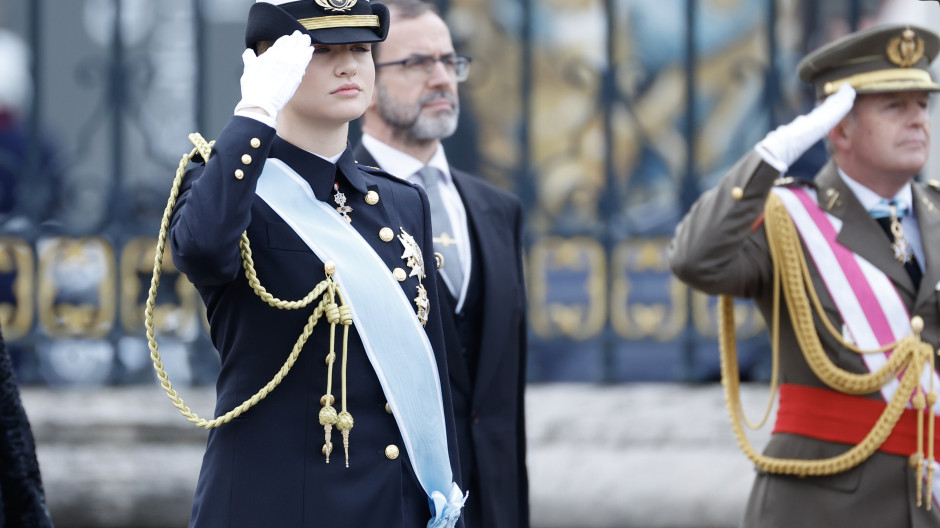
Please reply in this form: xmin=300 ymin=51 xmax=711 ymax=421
xmin=755 ymin=83 xmax=856 ymax=173
xmin=234 ymin=30 xmax=314 ymax=124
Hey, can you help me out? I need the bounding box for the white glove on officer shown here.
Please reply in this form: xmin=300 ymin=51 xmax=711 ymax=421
xmin=754 ymin=83 xmax=856 ymax=173
xmin=234 ymin=30 xmax=314 ymax=127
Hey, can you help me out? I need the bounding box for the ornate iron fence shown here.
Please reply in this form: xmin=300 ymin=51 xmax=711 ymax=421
xmin=0 ymin=0 xmax=887 ymax=385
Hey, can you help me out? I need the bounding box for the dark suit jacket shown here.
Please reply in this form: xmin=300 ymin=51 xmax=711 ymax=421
xmin=170 ymin=117 xmax=462 ymax=528
xmin=669 ymin=150 xmax=940 ymax=527
xmin=354 ymin=142 xmax=530 ymax=528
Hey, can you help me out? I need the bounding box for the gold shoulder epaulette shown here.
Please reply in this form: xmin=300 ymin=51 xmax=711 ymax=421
xmin=926 ymin=179 xmax=940 ymax=191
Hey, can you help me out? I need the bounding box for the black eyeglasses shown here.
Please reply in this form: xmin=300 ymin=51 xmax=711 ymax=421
xmin=375 ymin=55 xmax=472 ymax=82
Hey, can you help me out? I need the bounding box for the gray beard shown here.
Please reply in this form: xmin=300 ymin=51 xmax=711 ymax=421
xmin=376 ymin=84 xmax=460 ymax=145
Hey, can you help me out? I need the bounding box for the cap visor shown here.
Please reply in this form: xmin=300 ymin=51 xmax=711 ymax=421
xmin=308 ymin=27 xmax=383 ymax=45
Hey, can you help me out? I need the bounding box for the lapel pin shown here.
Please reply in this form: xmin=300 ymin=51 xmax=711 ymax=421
xmin=825 ymin=188 xmax=841 ymax=210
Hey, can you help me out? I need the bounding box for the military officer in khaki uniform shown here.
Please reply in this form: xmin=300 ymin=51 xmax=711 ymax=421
xmin=669 ymin=24 xmax=940 ymax=527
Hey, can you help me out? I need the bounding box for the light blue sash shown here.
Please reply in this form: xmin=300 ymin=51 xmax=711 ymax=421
xmin=256 ymin=159 xmax=465 ymax=528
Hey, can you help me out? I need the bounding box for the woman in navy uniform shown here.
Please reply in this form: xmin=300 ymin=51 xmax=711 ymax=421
xmin=168 ymin=1 xmax=464 ymax=526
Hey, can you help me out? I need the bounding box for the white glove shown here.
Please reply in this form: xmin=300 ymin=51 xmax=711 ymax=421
xmin=754 ymin=83 xmax=856 ymax=173
xmin=234 ymin=30 xmax=313 ymax=126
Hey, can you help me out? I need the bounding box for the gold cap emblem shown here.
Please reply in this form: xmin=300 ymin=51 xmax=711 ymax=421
xmin=887 ymin=29 xmax=925 ymax=67
xmin=315 ymin=0 xmax=358 ymax=12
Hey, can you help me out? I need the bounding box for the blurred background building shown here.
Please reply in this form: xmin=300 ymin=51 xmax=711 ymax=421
xmin=2 ymin=0 xmax=940 ymax=526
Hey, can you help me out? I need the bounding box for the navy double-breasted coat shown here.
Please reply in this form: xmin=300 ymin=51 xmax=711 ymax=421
xmin=170 ymin=116 xmax=462 ymax=528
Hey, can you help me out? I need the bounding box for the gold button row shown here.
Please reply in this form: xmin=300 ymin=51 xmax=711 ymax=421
xmin=235 ymin=138 xmax=261 ymax=180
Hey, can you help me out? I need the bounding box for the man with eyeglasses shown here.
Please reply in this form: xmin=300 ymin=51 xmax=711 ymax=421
xmin=354 ymin=1 xmax=529 ymax=527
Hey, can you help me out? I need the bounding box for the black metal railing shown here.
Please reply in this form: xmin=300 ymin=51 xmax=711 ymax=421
xmin=0 ymin=0 xmax=877 ymax=386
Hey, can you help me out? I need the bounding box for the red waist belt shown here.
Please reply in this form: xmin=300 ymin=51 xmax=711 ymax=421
xmin=773 ymin=383 xmax=939 ymax=458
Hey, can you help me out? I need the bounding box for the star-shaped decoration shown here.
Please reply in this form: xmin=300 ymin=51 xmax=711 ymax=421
xmin=398 ymin=228 xmax=425 ymax=280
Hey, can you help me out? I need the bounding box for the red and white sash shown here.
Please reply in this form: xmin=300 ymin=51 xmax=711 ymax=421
xmin=772 ymin=186 xmax=937 ymax=408
xmin=773 ymin=185 xmax=940 ymax=504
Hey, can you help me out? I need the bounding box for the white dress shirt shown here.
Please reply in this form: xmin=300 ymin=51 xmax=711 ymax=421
xmin=361 ymin=133 xmax=472 ymax=311
xmin=838 ymin=168 xmax=925 ymax=272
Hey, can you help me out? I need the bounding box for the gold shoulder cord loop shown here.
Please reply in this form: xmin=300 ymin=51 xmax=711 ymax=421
xmin=146 ymin=133 xmax=351 ymax=431
xmin=719 ymin=192 xmax=936 ymax=504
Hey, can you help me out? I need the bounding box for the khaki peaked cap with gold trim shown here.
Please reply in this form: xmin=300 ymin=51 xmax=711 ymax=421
xmin=246 ymin=0 xmax=389 ymax=49
xmin=798 ymin=24 xmax=940 ymax=99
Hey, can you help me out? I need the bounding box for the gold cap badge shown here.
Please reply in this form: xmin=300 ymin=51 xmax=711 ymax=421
xmin=316 ymin=0 xmax=358 ymax=12
xmin=887 ymin=29 xmax=925 ymax=67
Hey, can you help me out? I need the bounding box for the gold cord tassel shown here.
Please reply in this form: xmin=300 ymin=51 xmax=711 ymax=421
xmin=337 ymin=410 xmax=354 ymax=468
xmin=319 ymin=272 xmax=341 ymax=463
xmin=319 ymin=313 xmax=338 ymax=462
xmin=335 ymin=302 xmax=354 ymax=467
xmin=915 ymin=390 xmax=926 ymax=507
xmin=927 ymin=333 xmax=937 ymax=510
xmin=320 ymin=401 xmax=337 ymax=462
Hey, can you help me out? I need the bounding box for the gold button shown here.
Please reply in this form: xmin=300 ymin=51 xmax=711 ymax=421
xmin=250 ymin=138 xmax=261 ymax=148
xmin=434 ymin=252 xmax=444 ymax=270
xmin=320 ymin=394 xmax=335 ymax=406
xmin=324 ymin=260 xmax=336 ymax=275
xmin=379 ymin=227 xmax=394 ymax=242
xmin=731 ymin=186 xmax=744 ymax=200
xmin=385 ymin=402 xmax=392 ymax=414
xmin=365 ymin=190 xmax=379 ymax=205
xmin=393 ymin=268 xmax=407 ymax=281
xmin=385 ymin=445 xmax=400 ymax=460
xmin=241 ymin=154 xmax=252 ymax=165
xmin=234 ymin=169 xmax=245 ymax=180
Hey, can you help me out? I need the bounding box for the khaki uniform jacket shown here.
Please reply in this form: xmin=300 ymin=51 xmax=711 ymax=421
xmin=668 ymin=150 xmax=940 ymax=527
